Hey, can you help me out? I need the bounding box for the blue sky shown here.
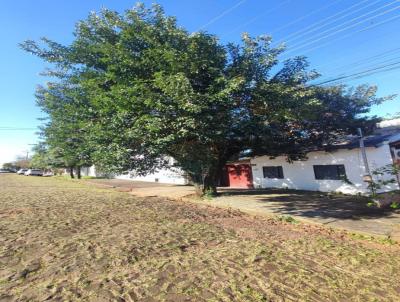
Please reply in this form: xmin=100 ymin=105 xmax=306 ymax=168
xmin=1 ymin=0 xmax=399 ymax=165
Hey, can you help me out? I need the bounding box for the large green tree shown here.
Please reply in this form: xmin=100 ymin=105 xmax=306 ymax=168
xmin=21 ymin=4 xmax=386 ymax=194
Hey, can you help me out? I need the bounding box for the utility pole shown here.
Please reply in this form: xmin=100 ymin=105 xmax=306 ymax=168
xmin=358 ymin=128 xmax=374 ymax=195
xmin=21 ymin=150 xmax=29 ymax=161
xmin=25 ymin=144 xmax=36 ymax=161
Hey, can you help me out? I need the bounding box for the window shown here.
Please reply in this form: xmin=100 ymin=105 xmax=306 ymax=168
xmin=263 ymin=166 xmax=284 ymax=179
xmin=313 ymin=165 xmax=346 ymax=180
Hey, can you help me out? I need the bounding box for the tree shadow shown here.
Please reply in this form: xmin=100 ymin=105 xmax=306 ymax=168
xmin=218 ymin=188 xmax=399 ymax=220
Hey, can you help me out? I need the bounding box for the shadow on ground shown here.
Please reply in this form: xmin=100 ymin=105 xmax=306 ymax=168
xmin=218 ymin=188 xmax=398 ymax=221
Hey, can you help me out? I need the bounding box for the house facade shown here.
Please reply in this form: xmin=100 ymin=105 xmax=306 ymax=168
xmin=220 ymin=132 xmax=400 ymax=195
xmin=251 ymin=142 xmax=399 ymax=194
xmin=81 ymin=120 xmax=400 ymax=195
xmin=220 ymin=160 xmax=254 ymax=189
xmin=115 ymin=167 xmax=188 ymax=185
xmin=80 ymin=157 xmax=188 ymax=185
xmin=81 ymin=135 xmax=400 ymax=194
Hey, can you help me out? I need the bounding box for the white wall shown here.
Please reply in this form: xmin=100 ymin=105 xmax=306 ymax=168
xmin=251 ymin=143 xmax=399 ymax=194
xmin=115 ymin=167 xmax=188 ymax=185
xmin=80 ymin=166 xmax=98 ymax=177
xmin=114 ymin=157 xmax=188 ymax=185
xmin=80 ymin=162 xmax=188 ymax=185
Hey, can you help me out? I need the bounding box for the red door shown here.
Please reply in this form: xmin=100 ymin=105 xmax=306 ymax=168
xmin=226 ymin=164 xmax=254 ymax=188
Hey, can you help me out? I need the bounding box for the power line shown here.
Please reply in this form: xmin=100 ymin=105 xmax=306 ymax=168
xmin=225 ymin=0 xmax=291 ymax=35
xmin=275 ymin=0 xmax=382 ymax=45
xmin=197 ymin=0 xmax=247 ymax=31
xmin=270 ymin=0 xmax=345 ymax=36
xmin=284 ymin=3 xmax=400 ymax=55
xmin=0 ymin=127 xmax=38 ymax=130
xmin=314 ymin=60 xmax=400 ymax=85
xmin=320 ymin=50 xmax=400 ymax=79
xmin=0 ymin=126 xmax=37 ymax=128
xmin=326 ymin=65 xmax=400 ymax=85
xmin=285 ymin=0 xmax=399 ymax=50
xmin=280 ymin=12 xmax=400 ymax=59
xmin=315 ymin=45 xmax=400 ymax=72
xmin=317 ymin=61 xmax=400 ymax=85
xmin=317 ymin=57 xmax=400 ymax=85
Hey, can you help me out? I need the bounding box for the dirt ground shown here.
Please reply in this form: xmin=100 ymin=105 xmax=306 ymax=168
xmin=85 ymin=179 xmax=400 ymax=239
xmin=85 ymin=178 xmax=195 ymax=199
xmin=1 ymin=175 xmax=400 ymax=301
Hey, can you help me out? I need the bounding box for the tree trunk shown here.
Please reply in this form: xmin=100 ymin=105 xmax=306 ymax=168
xmin=76 ymin=166 xmax=81 ymax=179
xmin=202 ymin=171 xmax=218 ymax=196
xmin=193 ymin=184 xmax=204 ymax=197
xmin=193 ymin=161 xmax=225 ymax=197
xmin=69 ymin=167 xmax=75 ymax=179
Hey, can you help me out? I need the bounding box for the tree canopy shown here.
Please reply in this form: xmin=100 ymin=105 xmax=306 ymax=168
xmin=21 ymin=3 xmax=387 ymax=193
xmin=33 ymin=83 xmax=93 ymax=177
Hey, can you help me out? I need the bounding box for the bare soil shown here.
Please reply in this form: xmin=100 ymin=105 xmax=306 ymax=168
xmin=1 ymin=174 xmax=400 ymax=301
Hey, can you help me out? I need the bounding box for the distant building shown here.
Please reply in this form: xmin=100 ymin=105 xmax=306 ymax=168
xmin=80 ymin=157 xmax=188 ymax=185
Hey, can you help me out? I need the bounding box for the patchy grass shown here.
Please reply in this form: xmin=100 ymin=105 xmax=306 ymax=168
xmin=1 ymin=174 xmax=400 ymax=301
xmin=349 ymin=232 xmax=398 ymax=245
xmin=275 ymin=215 xmax=300 ymax=224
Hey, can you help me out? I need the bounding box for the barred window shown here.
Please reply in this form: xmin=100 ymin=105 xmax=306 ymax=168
xmin=313 ymin=165 xmax=346 ymax=180
xmin=263 ymin=166 xmax=284 ymax=179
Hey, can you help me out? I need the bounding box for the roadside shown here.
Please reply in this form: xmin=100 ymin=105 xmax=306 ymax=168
xmin=202 ymin=189 xmax=400 ymax=241
xmin=84 ymin=178 xmax=195 ymax=199
xmin=1 ymin=174 xmax=400 ymax=301
xmin=85 ymin=178 xmax=400 ymax=240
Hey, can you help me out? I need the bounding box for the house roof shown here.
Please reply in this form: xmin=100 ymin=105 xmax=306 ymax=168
xmin=388 ymin=133 xmax=400 ymax=144
xmin=329 ymin=133 xmax=399 ymax=150
xmin=239 ymin=132 xmax=400 ymax=161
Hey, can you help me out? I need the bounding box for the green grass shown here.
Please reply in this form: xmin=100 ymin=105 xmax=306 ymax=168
xmin=276 ymin=215 xmax=300 ymax=224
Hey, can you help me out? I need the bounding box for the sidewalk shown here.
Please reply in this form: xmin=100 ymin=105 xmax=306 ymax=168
xmin=200 ymin=189 xmax=400 ymax=240
xmin=85 ymin=179 xmax=400 ymax=240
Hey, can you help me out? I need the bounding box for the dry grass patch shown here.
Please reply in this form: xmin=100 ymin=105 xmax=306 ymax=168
xmin=1 ymin=174 xmax=400 ymax=301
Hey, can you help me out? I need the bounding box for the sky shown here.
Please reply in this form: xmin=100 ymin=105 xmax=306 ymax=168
xmin=0 ymin=0 xmax=399 ymax=165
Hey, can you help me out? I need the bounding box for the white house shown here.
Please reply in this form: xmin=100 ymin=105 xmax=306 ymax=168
xmin=80 ymin=157 xmax=188 ymax=185
xmin=251 ymin=133 xmax=400 ymax=195
xmin=115 ymin=166 xmax=188 ymax=185
xmin=80 ymin=121 xmax=400 ymax=194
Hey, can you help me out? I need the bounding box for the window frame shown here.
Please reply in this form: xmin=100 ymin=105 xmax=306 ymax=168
xmin=313 ymin=164 xmax=346 ymax=180
xmin=262 ymin=166 xmax=284 ymax=179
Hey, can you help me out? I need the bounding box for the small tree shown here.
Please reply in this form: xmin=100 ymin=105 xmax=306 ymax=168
xmin=14 ymin=157 xmax=31 ymax=169
xmin=369 ymin=163 xmax=400 ymax=195
xmin=33 ymin=83 xmax=94 ymax=178
xmin=2 ymin=163 xmax=17 ymax=171
xmin=30 ymin=143 xmax=62 ymax=172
